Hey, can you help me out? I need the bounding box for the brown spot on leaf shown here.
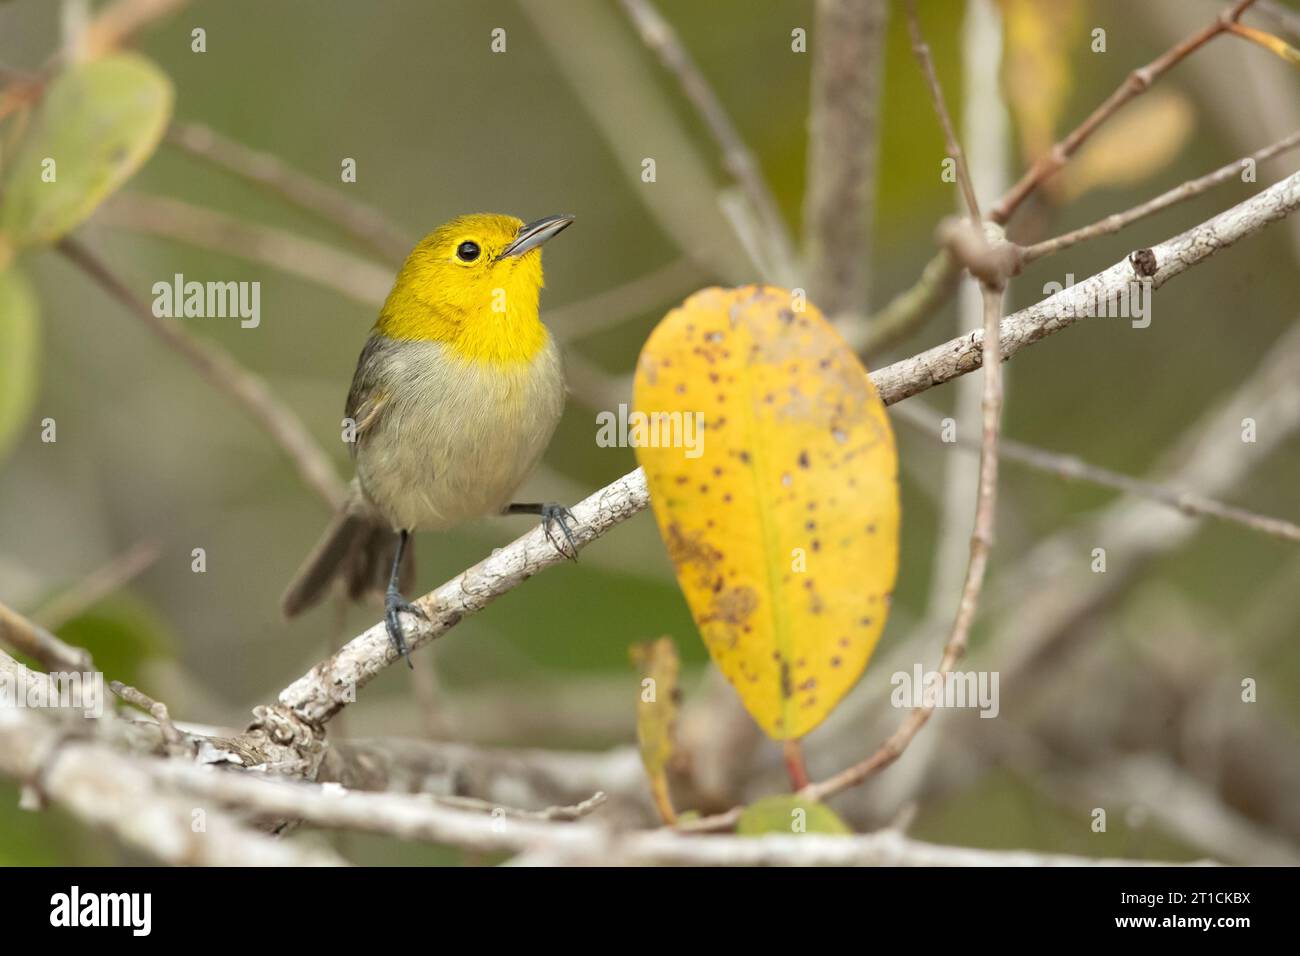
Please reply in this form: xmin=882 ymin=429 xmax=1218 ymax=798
xmin=702 ymin=584 xmax=759 ymax=629
xmin=664 ymin=523 xmax=723 ymax=584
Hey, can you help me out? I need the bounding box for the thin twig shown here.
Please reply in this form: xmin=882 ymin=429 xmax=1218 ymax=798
xmin=617 ymin=0 xmax=798 ymax=282
xmin=109 ymin=680 xmax=186 ymax=753
xmin=57 ymin=237 xmax=347 ymax=510
xmin=165 ymin=120 xmax=414 ymax=263
xmin=893 ymin=402 xmax=1300 ymax=544
xmin=98 ymin=193 xmax=393 ymax=307
xmin=990 ymin=0 xmax=1259 ymax=225
xmin=329 ymin=736 xmax=649 ymax=815
xmin=1225 ymin=19 xmax=1300 ymax=65
xmin=905 ymin=2 xmax=982 ymax=221
xmin=0 ymin=600 xmax=92 ymax=672
xmin=30 ymin=539 xmax=161 ymax=630
xmin=432 ymin=791 xmax=608 ymax=822
xmin=1022 ymin=128 xmax=1300 ymax=263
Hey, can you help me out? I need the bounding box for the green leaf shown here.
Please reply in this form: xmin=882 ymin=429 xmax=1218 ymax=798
xmin=736 ymin=795 xmax=852 ymax=836
xmin=0 ymin=53 xmax=173 ymax=248
xmin=0 ymin=267 xmax=39 ymax=461
xmin=53 ymin=594 xmax=173 ymax=687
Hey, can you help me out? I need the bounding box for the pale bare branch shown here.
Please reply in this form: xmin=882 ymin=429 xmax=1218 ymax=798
xmin=803 ymin=0 xmax=889 ymax=317
xmin=894 ymin=401 xmax=1300 ymax=544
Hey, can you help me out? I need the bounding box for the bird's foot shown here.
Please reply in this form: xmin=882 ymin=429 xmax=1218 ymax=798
xmin=384 ymin=587 xmax=426 ymax=669
xmin=541 ymin=504 xmax=580 ymax=561
xmin=508 ymin=502 xmax=580 ymax=561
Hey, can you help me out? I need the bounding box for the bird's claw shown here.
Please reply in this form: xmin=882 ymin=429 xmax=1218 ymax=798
xmin=540 ymin=504 xmax=580 ymax=562
xmin=384 ymin=588 xmax=426 ymax=669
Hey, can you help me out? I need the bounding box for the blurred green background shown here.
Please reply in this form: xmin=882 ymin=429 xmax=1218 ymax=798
xmin=2 ymin=0 xmax=1298 ymax=865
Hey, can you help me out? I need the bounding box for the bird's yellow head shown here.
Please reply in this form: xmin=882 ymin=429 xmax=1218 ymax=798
xmin=376 ymin=212 xmax=574 ymax=363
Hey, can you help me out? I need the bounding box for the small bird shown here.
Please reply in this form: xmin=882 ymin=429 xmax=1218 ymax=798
xmin=281 ymin=212 xmax=575 ymax=665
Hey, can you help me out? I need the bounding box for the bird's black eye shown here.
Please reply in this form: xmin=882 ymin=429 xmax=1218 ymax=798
xmin=456 ymin=241 xmax=481 ymax=262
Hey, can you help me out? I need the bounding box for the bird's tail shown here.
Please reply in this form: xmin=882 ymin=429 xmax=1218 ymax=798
xmin=281 ymin=500 xmax=414 ymax=618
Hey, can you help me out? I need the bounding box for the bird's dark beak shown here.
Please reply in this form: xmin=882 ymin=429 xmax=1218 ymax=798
xmin=500 ymin=214 xmax=575 ymax=258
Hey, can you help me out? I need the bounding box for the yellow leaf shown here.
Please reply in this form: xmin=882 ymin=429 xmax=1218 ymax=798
xmin=629 ymin=636 xmax=680 ymax=824
xmin=999 ymin=0 xmax=1083 ymax=163
xmin=633 ymin=286 xmax=900 ymax=741
xmin=1059 ymin=90 xmax=1195 ymax=204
